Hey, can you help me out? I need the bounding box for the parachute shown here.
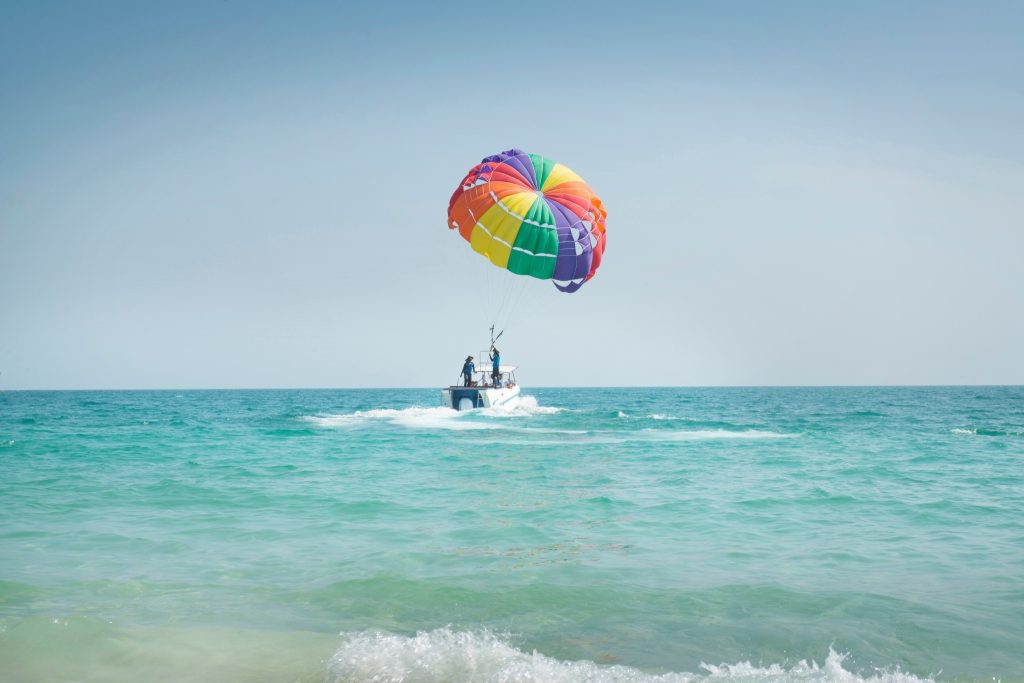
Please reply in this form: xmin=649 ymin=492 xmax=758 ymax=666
xmin=447 ymin=149 xmax=607 ymax=293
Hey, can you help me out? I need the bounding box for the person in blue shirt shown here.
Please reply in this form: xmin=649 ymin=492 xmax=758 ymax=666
xmin=489 ymin=346 xmax=501 ymax=386
xmin=461 ymin=355 xmax=475 ymax=386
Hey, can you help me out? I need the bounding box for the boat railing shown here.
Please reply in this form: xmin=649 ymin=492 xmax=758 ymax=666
xmin=451 ymin=356 xmax=517 ymax=389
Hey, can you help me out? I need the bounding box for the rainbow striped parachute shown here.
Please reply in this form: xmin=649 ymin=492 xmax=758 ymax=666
xmin=447 ymin=149 xmax=607 ymax=293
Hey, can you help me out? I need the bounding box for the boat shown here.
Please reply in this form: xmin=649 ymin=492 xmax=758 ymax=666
xmin=442 ymin=355 xmax=521 ymax=411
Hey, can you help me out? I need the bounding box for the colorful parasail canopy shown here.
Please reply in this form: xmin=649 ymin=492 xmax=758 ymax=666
xmin=447 ymin=149 xmax=607 ymax=293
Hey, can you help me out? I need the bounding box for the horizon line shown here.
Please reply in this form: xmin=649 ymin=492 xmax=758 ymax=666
xmin=2 ymin=383 xmax=1023 ymax=393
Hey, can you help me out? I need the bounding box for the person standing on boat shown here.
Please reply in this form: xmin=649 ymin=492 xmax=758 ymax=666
xmin=489 ymin=346 xmax=501 ymax=387
xmin=462 ymin=355 xmax=475 ymax=386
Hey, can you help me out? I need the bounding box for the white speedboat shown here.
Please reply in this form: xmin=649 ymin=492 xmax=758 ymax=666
xmin=442 ymin=361 xmax=520 ymax=411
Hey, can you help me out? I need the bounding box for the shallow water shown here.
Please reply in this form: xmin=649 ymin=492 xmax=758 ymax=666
xmin=1 ymin=387 xmax=1022 ymax=682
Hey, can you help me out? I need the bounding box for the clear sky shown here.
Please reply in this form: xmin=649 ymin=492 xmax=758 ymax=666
xmin=1 ymin=0 xmax=1022 ymax=389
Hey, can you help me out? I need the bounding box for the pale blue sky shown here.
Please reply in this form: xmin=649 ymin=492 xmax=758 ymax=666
xmin=1 ymin=1 xmax=1022 ymax=389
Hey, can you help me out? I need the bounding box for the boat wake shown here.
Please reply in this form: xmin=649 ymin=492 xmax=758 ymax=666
xmin=303 ymin=402 xmax=796 ymax=440
xmin=326 ymin=628 xmax=932 ymax=683
xmin=303 ymin=396 xmax=560 ymax=431
xmin=479 ymin=395 xmax=563 ymax=416
xmin=304 ymin=406 xmax=487 ymax=430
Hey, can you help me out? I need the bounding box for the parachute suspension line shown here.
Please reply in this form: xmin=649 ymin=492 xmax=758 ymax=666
xmin=489 ymin=324 xmax=504 ymax=347
xmin=484 ymin=273 xmax=524 ymax=349
xmin=482 ymin=248 xmax=501 ymax=324
xmin=483 ymin=262 xmax=491 ymax=325
xmin=482 ymin=257 xmax=492 ymax=322
xmin=503 ymin=275 xmax=536 ymax=336
xmin=493 ymin=275 xmax=516 ymax=328
xmin=491 ymin=273 xmax=529 ymax=343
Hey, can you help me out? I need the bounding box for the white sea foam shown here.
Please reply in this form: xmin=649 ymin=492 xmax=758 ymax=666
xmin=618 ymin=413 xmax=694 ymax=422
xmin=304 ymin=407 xmax=497 ymax=431
xmin=302 ymin=399 xmax=796 ymax=442
xmin=305 ymin=397 xmax=561 ymax=431
xmin=479 ymin=395 xmax=562 ymax=417
xmin=326 ymin=628 xmax=932 ymax=683
xmin=950 ymin=427 xmax=1021 ymax=438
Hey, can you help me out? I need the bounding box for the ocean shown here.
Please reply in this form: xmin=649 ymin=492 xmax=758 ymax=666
xmin=1 ymin=386 xmax=1022 ymax=682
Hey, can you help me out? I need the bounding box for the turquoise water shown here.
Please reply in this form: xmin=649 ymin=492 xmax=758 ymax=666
xmin=1 ymin=387 xmax=1022 ymax=682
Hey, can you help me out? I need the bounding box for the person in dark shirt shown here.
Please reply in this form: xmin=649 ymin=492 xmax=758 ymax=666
xmin=461 ymin=355 xmax=475 ymax=386
xmin=489 ymin=347 xmax=501 ymax=386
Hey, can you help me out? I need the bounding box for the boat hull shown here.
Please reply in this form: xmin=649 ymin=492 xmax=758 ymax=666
xmin=442 ymin=385 xmax=521 ymax=411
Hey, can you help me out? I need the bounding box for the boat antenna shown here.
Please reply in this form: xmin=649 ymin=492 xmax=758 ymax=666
xmin=489 ymin=324 xmax=503 ymax=347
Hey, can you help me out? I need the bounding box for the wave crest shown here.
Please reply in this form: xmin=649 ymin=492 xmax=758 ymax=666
xmin=326 ymin=629 xmax=931 ymax=683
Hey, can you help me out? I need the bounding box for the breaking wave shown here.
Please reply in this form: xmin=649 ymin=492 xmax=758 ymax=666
xmin=326 ymin=628 xmax=932 ymax=683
